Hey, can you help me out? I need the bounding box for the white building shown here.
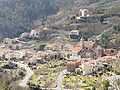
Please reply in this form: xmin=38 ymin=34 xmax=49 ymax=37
xmin=30 ymin=29 xmax=40 ymax=38
xmin=70 ymin=30 xmax=80 ymax=36
xmin=79 ymin=9 xmax=90 ymax=17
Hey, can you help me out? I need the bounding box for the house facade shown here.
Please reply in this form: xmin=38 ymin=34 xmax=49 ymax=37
xmin=66 ymin=60 xmax=80 ymax=72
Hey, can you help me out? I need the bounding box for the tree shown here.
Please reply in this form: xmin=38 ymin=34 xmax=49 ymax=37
xmin=92 ymin=86 xmax=96 ymax=90
xmin=16 ymin=45 xmax=19 ymax=50
xmin=99 ymin=35 xmax=110 ymax=47
xmin=38 ymin=44 xmax=46 ymax=51
xmin=113 ymin=25 xmax=120 ymax=32
xmin=19 ymin=71 xmax=25 ymax=77
xmin=103 ymin=80 xmax=110 ymax=90
xmin=100 ymin=16 xmax=104 ymax=23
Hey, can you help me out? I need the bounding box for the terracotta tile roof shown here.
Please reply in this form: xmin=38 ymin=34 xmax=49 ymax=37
xmin=76 ymin=41 xmax=94 ymax=48
xmin=84 ymin=41 xmax=94 ymax=47
xmin=67 ymin=60 xmax=79 ymax=65
xmin=67 ymin=61 xmax=77 ymax=65
xmin=60 ymin=51 xmax=70 ymax=55
xmin=70 ymin=46 xmax=82 ymax=52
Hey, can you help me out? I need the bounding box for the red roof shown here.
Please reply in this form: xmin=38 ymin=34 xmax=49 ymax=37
xmin=76 ymin=41 xmax=95 ymax=48
xmin=70 ymin=46 xmax=82 ymax=52
xmin=67 ymin=61 xmax=77 ymax=65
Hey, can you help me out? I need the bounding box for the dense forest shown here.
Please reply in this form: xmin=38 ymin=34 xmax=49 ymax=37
xmin=0 ymin=0 xmax=58 ymax=39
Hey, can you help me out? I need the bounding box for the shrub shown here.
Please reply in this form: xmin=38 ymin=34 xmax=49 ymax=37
xmin=103 ymin=80 xmax=110 ymax=90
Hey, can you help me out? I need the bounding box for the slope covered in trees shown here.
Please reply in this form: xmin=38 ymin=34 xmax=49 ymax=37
xmin=0 ymin=0 xmax=58 ymax=39
xmin=0 ymin=0 xmax=119 ymax=39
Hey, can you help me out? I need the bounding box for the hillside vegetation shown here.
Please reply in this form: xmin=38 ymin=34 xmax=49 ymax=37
xmin=0 ymin=0 xmax=120 ymax=39
xmin=0 ymin=0 xmax=57 ymax=39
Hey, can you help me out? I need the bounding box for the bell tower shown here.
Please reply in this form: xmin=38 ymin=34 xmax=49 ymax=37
xmin=80 ymin=36 xmax=84 ymax=48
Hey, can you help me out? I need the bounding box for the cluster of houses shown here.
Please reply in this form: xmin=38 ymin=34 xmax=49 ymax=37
xmin=0 ymin=25 xmax=119 ymax=75
xmin=20 ymin=27 xmax=58 ymax=40
xmin=66 ymin=36 xmax=120 ymax=75
xmin=20 ymin=26 xmax=49 ymax=39
xmin=0 ymin=37 xmax=71 ymax=68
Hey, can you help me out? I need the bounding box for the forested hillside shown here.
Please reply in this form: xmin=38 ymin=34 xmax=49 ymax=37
xmin=0 ymin=0 xmax=58 ymax=39
xmin=0 ymin=0 xmax=120 ymax=39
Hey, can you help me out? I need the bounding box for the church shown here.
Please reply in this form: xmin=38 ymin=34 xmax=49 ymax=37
xmin=70 ymin=37 xmax=104 ymax=60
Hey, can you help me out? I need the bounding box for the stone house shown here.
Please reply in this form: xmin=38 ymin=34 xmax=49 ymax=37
xmin=81 ymin=62 xmax=95 ymax=75
xmin=81 ymin=60 xmax=104 ymax=75
xmin=66 ymin=60 xmax=80 ymax=72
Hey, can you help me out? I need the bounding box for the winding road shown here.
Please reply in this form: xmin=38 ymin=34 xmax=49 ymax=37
xmin=13 ymin=62 xmax=34 ymax=87
xmin=11 ymin=61 xmax=67 ymax=89
xmin=55 ymin=69 xmax=67 ymax=90
xmin=13 ymin=61 xmax=67 ymax=89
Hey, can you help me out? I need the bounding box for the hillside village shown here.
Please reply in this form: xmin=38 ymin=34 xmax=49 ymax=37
xmin=0 ymin=3 xmax=120 ymax=90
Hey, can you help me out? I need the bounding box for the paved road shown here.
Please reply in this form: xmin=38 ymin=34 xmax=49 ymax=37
xmin=13 ymin=62 xmax=34 ymax=87
xmin=55 ymin=69 xmax=67 ymax=90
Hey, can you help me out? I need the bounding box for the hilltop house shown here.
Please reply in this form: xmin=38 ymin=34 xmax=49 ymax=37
xmin=69 ymin=30 xmax=81 ymax=40
xmin=30 ymin=28 xmax=40 ymax=38
xmin=79 ymin=9 xmax=90 ymax=17
xmin=75 ymin=9 xmax=90 ymax=20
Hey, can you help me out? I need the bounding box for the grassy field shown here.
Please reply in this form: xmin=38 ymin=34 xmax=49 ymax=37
xmin=30 ymin=60 xmax=64 ymax=88
xmin=62 ymin=74 xmax=103 ymax=90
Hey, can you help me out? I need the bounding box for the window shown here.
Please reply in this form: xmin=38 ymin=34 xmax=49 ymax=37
xmin=111 ymin=50 xmax=114 ymax=53
xmin=86 ymin=47 xmax=88 ymax=50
